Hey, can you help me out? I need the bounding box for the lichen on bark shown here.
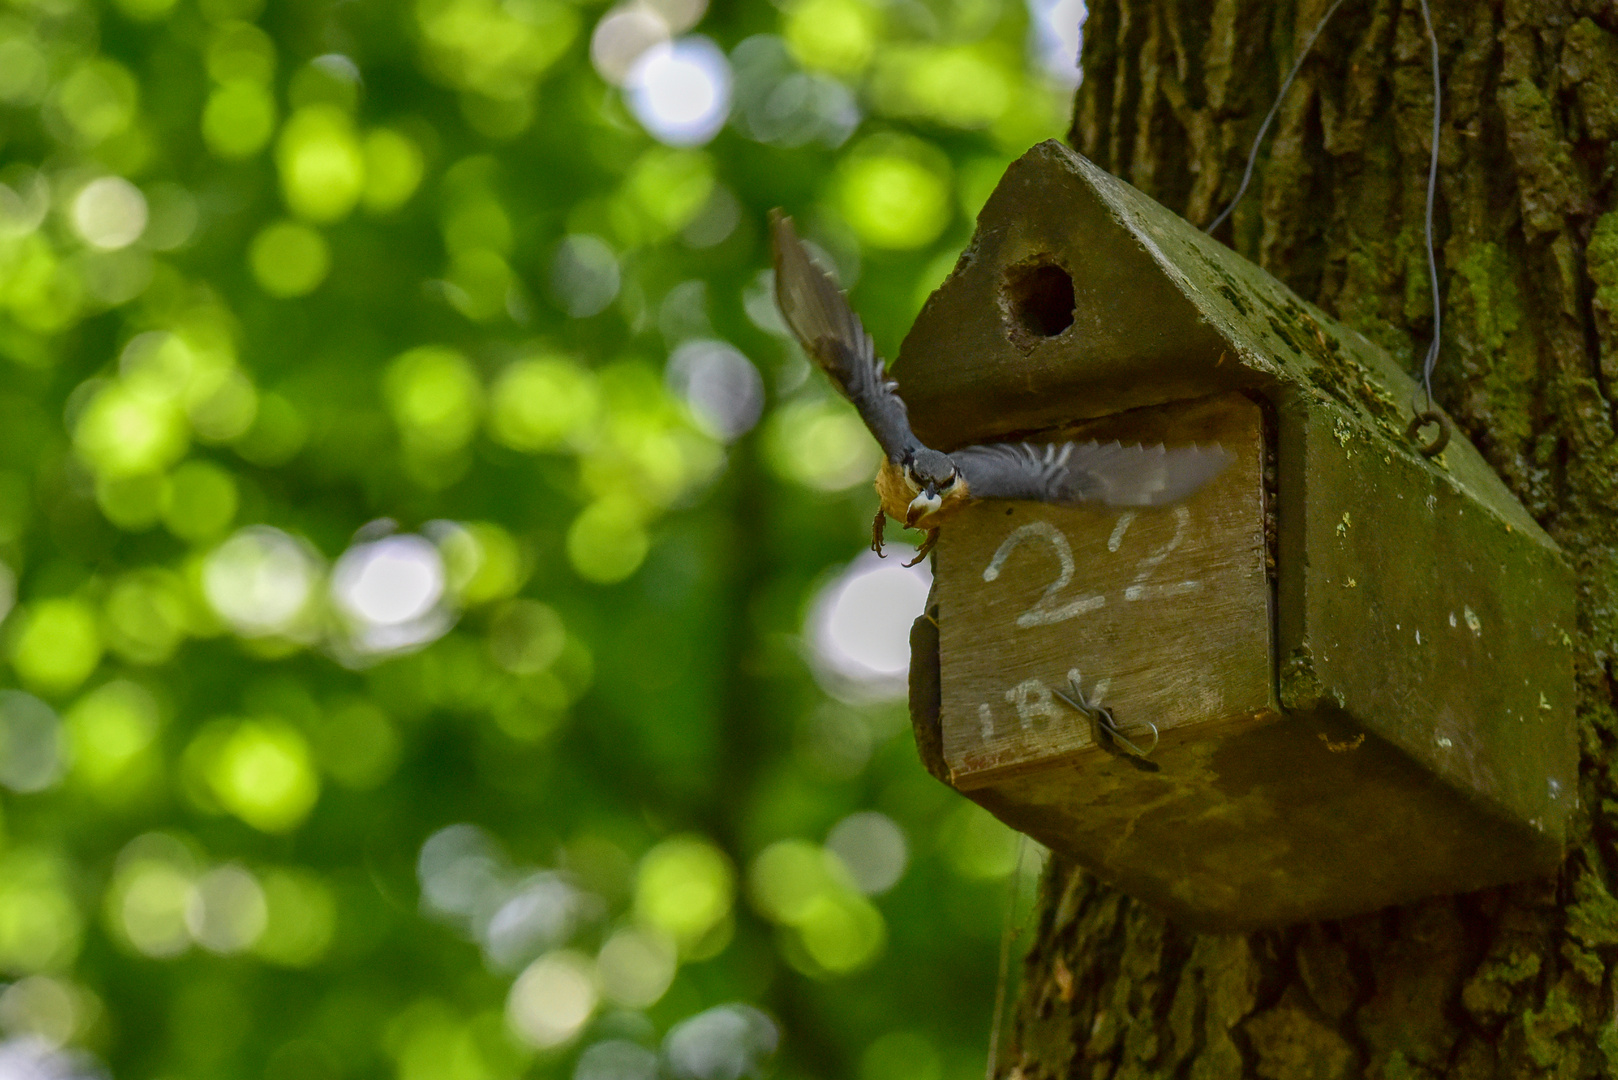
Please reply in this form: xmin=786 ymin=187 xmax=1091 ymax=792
xmin=999 ymin=0 xmax=1618 ymax=1076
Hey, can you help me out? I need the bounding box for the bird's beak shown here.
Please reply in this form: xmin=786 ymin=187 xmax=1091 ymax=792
xmin=906 ymin=490 xmax=943 ymax=527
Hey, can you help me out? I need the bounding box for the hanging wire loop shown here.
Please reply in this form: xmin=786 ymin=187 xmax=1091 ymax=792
xmin=1410 ymin=0 xmax=1447 ymax=457
xmin=1208 ymin=0 xmax=1452 ymax=463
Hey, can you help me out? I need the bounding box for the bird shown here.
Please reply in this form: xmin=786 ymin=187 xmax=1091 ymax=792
xmin=770 ymin=211 xmax=1231 ymax=566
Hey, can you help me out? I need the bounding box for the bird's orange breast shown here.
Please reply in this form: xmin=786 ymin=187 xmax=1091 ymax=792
xmin=874 ymin=461 xmax=914 ymax=522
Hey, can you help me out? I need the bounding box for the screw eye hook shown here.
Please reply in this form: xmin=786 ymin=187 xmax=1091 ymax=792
xmin=1406 ymin=410 xmax=1450 ymax=457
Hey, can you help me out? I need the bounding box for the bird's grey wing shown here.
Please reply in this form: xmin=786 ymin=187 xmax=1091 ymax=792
xmin=771 ymin=211 xmax=918 ymax=463
xmin=953 ymin=441 xmax=1231 ymax=506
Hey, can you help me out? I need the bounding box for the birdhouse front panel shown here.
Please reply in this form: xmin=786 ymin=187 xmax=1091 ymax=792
xmin=936 ymin=393 xmax=1274 ymax=788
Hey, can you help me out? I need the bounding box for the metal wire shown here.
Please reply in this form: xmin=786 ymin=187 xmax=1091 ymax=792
xmin=1205 ymin=0 xmax=1351 ymax=235
xmin=1415 ymin=0 xmax=1443 ymax=414
xmin=1207 ymin=0 xmax=1447 ymax=442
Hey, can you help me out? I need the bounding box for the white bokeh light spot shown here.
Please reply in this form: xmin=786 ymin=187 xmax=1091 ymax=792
xmin=666 ymin=339 xmax=763 ymax=442
xmin=0 ymin=692 xmax=64 ymax=794
xmin=809 ymin=552 xmax=931 ymax=701
xmin=551 ymin=235 xmax=621 ymax=318
xmin=591 ymin=5 xmax=671 ymax=86
xmin=506 ymin=951 xmax=599 ymax=1049
xmin=0 ymin=1037 xmax=105 ymax=1080
xmin=184 ymin=865 xmax=268 ymax=954
xmin=826 ymin=811 xmax=908 ymax=895
xmin=482 ymin=873 xmax=587 ymax=971
xmin=597 ymin=926 xmax=677 ymax=1009
xmin=332 ymin=534 xmax=444 ymax=627
xmin=330 ymin=531 xmax=455 ymax=659
xmin=1027 ymin=0 xmax=1087 ymax=85
xmin=417 ymin=824 xmax=505 ymax=924
xmin=663 ymin=1005 xmax=778 ymax=1080
xmin=72 ymin=176 xmax=148 ymax=251
xmin=626 ymin=36 xmax=732 ymax=146
xmin=202 ymin=526 xmax=321 ymax=638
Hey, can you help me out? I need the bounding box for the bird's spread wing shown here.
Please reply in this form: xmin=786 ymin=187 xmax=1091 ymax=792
xmin=771 ymin=211 xmax=917 ymax=463
xmin=953 ymin=441 xmax=1230 ymax=506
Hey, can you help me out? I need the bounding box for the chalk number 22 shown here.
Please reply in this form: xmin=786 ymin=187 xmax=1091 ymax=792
xmin=981 ymin=506 xmax=1195 ymax=628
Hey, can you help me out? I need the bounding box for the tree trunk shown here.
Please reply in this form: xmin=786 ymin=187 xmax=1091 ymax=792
xmin=1004 ymin=1 xmax=1618 ymax=1076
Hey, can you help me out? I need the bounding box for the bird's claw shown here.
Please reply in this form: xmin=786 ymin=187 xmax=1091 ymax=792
xmin=1052 ymin=678 xmax=1160 ymax=772
xmin=873 ymin=511 xmax=938 ymax=569
xmin=870 ymin=510 xmax=936 ymax=567
xmin=903 ymin=528 xmax=938 ymax=567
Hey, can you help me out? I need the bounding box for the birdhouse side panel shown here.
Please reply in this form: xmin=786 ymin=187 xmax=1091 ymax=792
xmin=935 ymin=393 xmax=1274 ymax=788
xmin=1280 ymin=399 xmax=1578 ymax=849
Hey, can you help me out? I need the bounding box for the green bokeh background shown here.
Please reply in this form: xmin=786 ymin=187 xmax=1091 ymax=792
xmin=0 ymin=0 xmax=1069 ymax=1076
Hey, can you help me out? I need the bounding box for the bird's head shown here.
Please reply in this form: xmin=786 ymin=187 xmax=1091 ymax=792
xmin=903 ymin=448 xmax=963 ymax=527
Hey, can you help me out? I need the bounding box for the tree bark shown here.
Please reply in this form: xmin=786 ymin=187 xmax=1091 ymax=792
xmin=1006 ymin=1 xmax=1618 ymax=1076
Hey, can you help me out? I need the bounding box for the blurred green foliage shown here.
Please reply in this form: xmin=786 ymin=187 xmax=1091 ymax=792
xmin=0 ymin=0 xmax=1069 ymax=1076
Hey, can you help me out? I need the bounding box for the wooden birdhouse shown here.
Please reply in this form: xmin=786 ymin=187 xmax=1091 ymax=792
xmin=901 ymin=141 xmax=1577 ymax=930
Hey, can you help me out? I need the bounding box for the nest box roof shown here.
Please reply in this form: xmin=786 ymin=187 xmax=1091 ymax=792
xmin=894 ymin=139 xmax=1544 ymax=542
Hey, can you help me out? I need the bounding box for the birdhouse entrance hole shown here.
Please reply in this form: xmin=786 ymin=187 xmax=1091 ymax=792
xmin=1002 ymin=260 xmax=1074 ymax=343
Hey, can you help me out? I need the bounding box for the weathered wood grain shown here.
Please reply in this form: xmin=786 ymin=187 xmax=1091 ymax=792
xmin=937 ymin=392 xmax=1273 ymax=788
